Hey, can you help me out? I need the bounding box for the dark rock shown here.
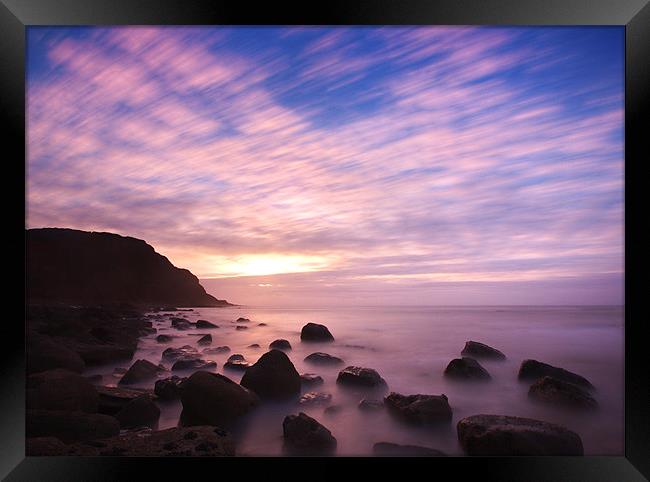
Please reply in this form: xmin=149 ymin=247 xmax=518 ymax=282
xmin=171 ymin=318 xmax=193 ymax=330
xmin=26 ymin=436 xmax=69 ymax=456
xmin=305 ymin=352 xmax=344 ymax=365
xmin=179 ymin=371 xmax=259 ymax=427
xmin=240 ymin=350 xmax=301 ymax=400
xmin=336 ymin=366 xmax=386 ymax=388
xmin=373 ymin=442 xmax=446 ymax=456
xmin=115 ymin=394 xmax=160 ymax=429
xmin=518 ymin=360 xmax=594 ymax=389
xmin=300 ymin=373 xmax=324 ymax=387
xmin=203 ymin=346 xmax=230 ymax=355
xmin=248 ymin=344 xmax=260 ymax=348
xmin=197 ymin=334 xmax=212 ymax=345
xmin=358 ymin=399 xmax=384 ymax=411
xmin=196 ymin=320 xmax=219 ymax=329
xmin=155 ymin=376 xmax=187 ymax=400
xmin=27 ymin=369 xmax=99 ymax=413
xmin=27 ymin=337 xmax=85 ymax=374
xmin=85 ymin=374 xmax=104 ymax=385
xmin=236 ymin=326 xmax=248 ymax=331
xmin=461 ymin=341 xmax=506 ymax=360
xmin=236 ymin=317 xmax=250 ymax=323
xmin=73 ymin=343 xmax=136 ymax=366
xmin=528 ymin=376 xmax=598 ymax=410
xmin=269 ymin=339 xmax=291 ymax=350
xmin=384 ymin=392 xmax=452 ymax=424
xmin=283 ymin=412 xmax=337 ymax=455
xmin=224 ymin=354 xmax=250 ymax=371
xmin=444 ymin=357 xmax=491 ymax=380
xmin=258 ymin=323 xmax=267 ymax=327
xmin=156 ymin=334 xmax=173 ymax=343
xmin=300 ymin=323 xmax=334 ymax=342
xmin=299 ymin=392 xmax=332 ymax=406
xmin=162 ymin=345 xmax=198 ymax=362
xmin=119 ymin=359 xmax=161 ymax=385
xmin=324 ymin=405 xmax=342 ymax=415
xmin=26 ymin=409 xmax=120 ymax=443
xmin=172 ymin=358 xmax=217 ymax=371
xmin=96 ymin=386 xmax=154 ymax=415
xmin=457 ymin=414 xmax=584 ymax=455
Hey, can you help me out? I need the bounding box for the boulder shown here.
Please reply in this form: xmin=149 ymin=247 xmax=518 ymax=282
xmin=27 ymin=337 xmax=85 ymax=374
xmin=300 ymin=373 xmax=324 ymax=388
xmin=203 ymin=346 xmax=230 ymax=355
xmin=283 ymin=412 xmax=337 ymax=455
xmin=155 ymin=376 xmax=187 ymax=400
xmin=172 ymin=357 xmax=217 ymax=371
xmin=528 ymin=376 xmax=598 ymax=410
xmin=96 ymin=386 xmax=154 ymax=415
xmin=197 ymin=334 xmax=212 ymax=345
xmin=115 ymin=394 xmax=161 ymax=429
xmin=180 ymin=371 xmax=259 ymax=427
xmin=457 ymin=414 xmax=584 ymax=455
xmin=518 ymin=360 xmax=594 ymax=389
xmin=336 ymin=366 xmax=386 ymax=388
xmin=269 ymin=339 xmax=292 ymax=350
xmin=156 ymin=334 xmax=173 ymax=343
xmin=358 ymin=399 xmax=384 ymax=411
xmin=384 ymin=393 xmax=452 ymax=424
xmin=300 ymin=323 xmax=334 ymax=342
xmin=27 ymin=369 xmax=99 ymax=413
xmin=196 ymin=320 xmax=219 ymax=329
xmin=304 ymin=352 xmax=344 ymax=365
xmin=26 ymin=409 xmax=120 ymax=443
xmin=119 ymin=359 xmax=161 ymax=385
xmin=461 ymin=341 xmax=506 ymax=360
xmin=224 ymin=354 xmax=250 ymax=371
xmin=444 ymin=357 xmax=491 ymax=380
xmin=373 ymin=442 xmax=446 ymax=456
xmin=299 ymin=392 xmax=332 ymax=406
xmin=240 ymin=350 xmax=301 ymax=400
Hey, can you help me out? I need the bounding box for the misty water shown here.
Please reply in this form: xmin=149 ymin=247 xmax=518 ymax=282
xmin=85 ymin=305 xmax=623 ymax=456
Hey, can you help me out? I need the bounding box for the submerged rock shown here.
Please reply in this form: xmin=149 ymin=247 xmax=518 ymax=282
xmin=236 ymin=317 xmax=250 ymax=323
xmin=358 ymin=399 xmax=384 ymax=411
xmin=300 ymin=373 xmax=324 ymax=387
xmin=248 ymin=344 xmax=260 ymax=348
xmin=240 ymin=350 xmax=301 ymax=400
xmin=384 ymin=392 xmax=452 ymax=424
xmin=336 ymin=366 xmax=386 ymax=388
xmin=457 ymin=414 xmax=584 ymax=455
xmin=299 ymin=392 xmax=332 ymax=406
xmin=304 ymin=352 xmax=344 ymax=365
xmin=300 ymin=323 xmax=334 ymax=342
xmin=119 ymin=359 xmax=162 ymax=385
xmin=461 ymin=341 xmax=506 ymax=360
xmin=156 ymin=334 xmax=173 ymax=343
xmin=203 ymin=346 xmax=230 ymax=355
xmin=26 ymin=409 xmax=120 ymax=443
xmin=324 ymin=405 xmax=343 ymax=416
xmin=224 ymin=354 xmax=251 ymax=371
xmin=197 ymin=334 xmax=212 ymax=345
xmin=258 ymin=323 xmax=267 ymax=327
xmin=27 ymin=369 xmax=98 ymax=413
xmin=196 ymin=320 xmax=219 ymax=329
xmin=155 ymin=376 xmax=187 ymax=400
xmin=518 ymin=360 xmax=594 ymax=389
xmin=180 ymin=371 xmax=259 ymax=427
xmin=269 ymin=339 xmax=292 ymax=350
xmin=114 ymin=394 xmax=160 ymax=429
xmin=236 ymin=326 xmax=248 ymax=331
xmin=283 ymin=412 xmax=337 ymax=455
xmin=528 ymin=376 xmax=598 ymax=410
xmin=373 ymin=442 xmax=446 ymax=456
xmin=444 ymin=357 xmax=491 ymax=380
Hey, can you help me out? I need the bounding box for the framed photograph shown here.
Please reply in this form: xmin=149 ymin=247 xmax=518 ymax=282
xmin=2 ymin=0 xmax=648 ymax=480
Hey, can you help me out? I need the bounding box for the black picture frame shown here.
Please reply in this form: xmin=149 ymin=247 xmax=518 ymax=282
xmin=2 ymin=0 xmax=648 ymax=480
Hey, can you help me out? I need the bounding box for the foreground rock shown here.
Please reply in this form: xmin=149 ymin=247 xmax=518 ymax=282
xmin=528 ymin=376 xmax=598 ymax=410
xmin=300 ymin=373 xmax=324 ymax=387
xmin=283 ymin=412 xmax=337 ymax=455
xmin=518 ymin=360 xmax=594 ymax=389
xmin=444 ymin=357 xmax=491 ymax=380
xmin=224 ymin=354 xmax=250 ymax=371
xmin=300 ymin=323 xmax=334 ymax=342
xmin=96 ymin=386 xmax=154 ymax=415
xmin=27 ymin=369 xmax=98 ymax=413
xmin=27 ymin=336 xmax=85 ymax=374
xmin=461 ymin=341 xmax=506 ymax=360
xmin=240 ymin=350 xmax=301 ymax=400
xmin=26 ymin=436 xmax=69 ymax=456
xmin=336 ymin=366 xmax=386 ymax=388
xmin=155 ymin=376 xmax=187 ymax=400
xmin=457 ymin=414 xmax=584 ymax=455
xmin=119 ymin=359 xmax=163 ymax=385
xmin=47 ymin=426 xmax=236 ymax=456
xmin=373 ymin=442 xmax=446 ymax=456
xmin=26 ymin=409 xmax=120 ymax=443
xmin=269 ymin=339 xmax=292 ymax=350
xmin=304 ymin=352 xmax=344 ymax=365
xmin=115 ymin=394 xmax=160 ymax=429
xmin=180 ymin=371 xmax=259 ymax=427
xmin=384 ymin=393 xmax=452 ymax=424
xmin=196 ymin=320 xmax=219 ymax=329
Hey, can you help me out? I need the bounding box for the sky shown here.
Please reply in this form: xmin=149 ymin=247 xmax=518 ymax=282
xmin=26 ymin=26 xmax=624 ymax=307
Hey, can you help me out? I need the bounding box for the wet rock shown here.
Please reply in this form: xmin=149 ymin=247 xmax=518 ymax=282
xmin=27 ymin=337 xmax=85 ymax=374
xmin=96 ymin=386 xmax=155 ymax=415
xmin=196 ymin=320 xmax=219 ymax=329
xmin=461 ymin=341 xmax=506 ymax=360
xmin=240 ymin=350 xmax=301 ymax=400
xmin=180 ymin=371 xmax=259 ymax=427
xmin=444 ymin=357 xmax=491 ymax=380
xmin=528 ymin=376 xmax=598 ymax=410
xmin=26 ymin=436 xmax=69 ymax=456
xmin=197 ymin=334 xmax=212 ymax=345
xmin=115 ymin=394 xmax=160 ymax=429
xmin=518 ymin=360 xmax=594 ymax=389
xmin=162 ymin=346 xmax=198 ymax=362
xmin=336 ymin=366 xmax=386 ymax=388
xmin=236 ymin=317 xmax=250 ymax=323
xmin=156 ymin=334 xmax=173 ymax=343
xmin=203 ymin=346 xmax=230 ymax=355
xmin=373 ymin=442 xmax=446 ymax=456
xmin=119 ymin=359 xmax=162 ymax=385
xmin=384 ymin=393 xmax=452 ymax=424
xmin=457 ymin=414 xmax=584 ymax=455
xmin=172 ymin=357 xmax=217 ymax=371
xmin=27 ymin=369 xmax=99 ymax=413
xmin=299 ymin=392 xmax=332 ymax=406
xmin=269 ymin=339 xmax=292 ymax=350
xmin=236 ymin=326 xmax=248 ymax=331
xmin=300 ymin=323 xmax=334 ymax=342
xmin=283 ymin=412 xmax=337 ymax=455
xmin=304 ymin=352 xmax=344 ymax=365
xmin=358 ymin=399 xmax=384 ymax=411
xmin=155 ymin=376 xmax=187 ymax=400
xmin=224 ymin=354 xmax=251 ymax=371
xmin=26 ymin=409 xmax=120 ymax=443
xmin=300 ymin=373 xmax=324 ymax=388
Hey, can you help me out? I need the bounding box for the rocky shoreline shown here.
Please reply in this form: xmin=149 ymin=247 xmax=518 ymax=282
xmin=26 ymin=308 xmax=598 ymax=457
